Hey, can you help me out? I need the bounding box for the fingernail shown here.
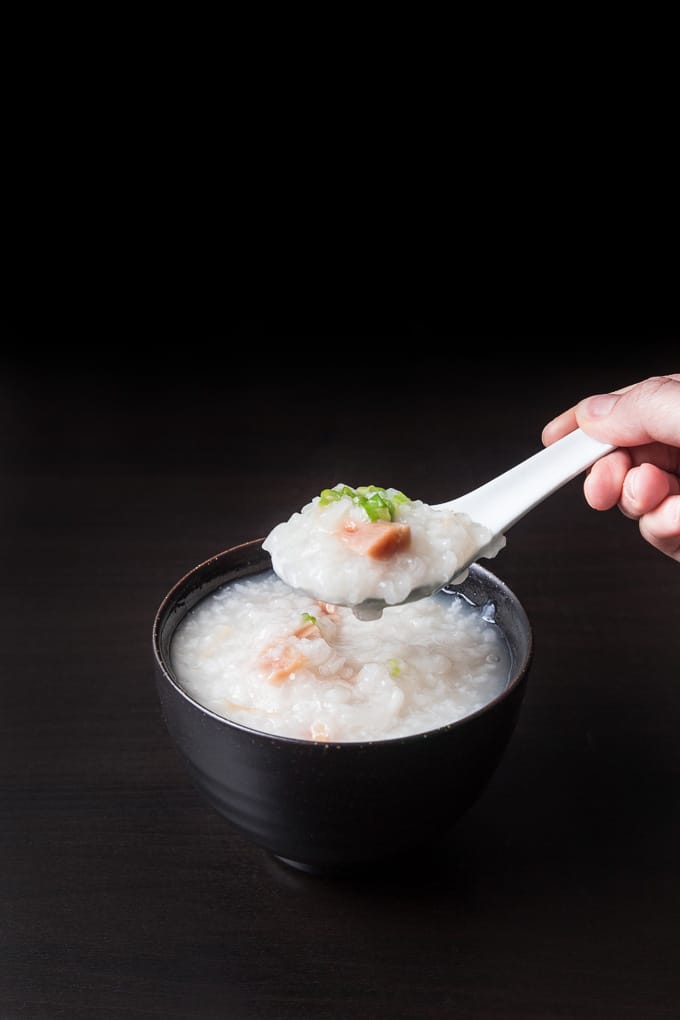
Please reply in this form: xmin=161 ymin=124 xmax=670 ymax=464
xmin=583 ymin=393 xmax=620 ymax=417
xmin=626 ymin=470 xmax=639 ymax=501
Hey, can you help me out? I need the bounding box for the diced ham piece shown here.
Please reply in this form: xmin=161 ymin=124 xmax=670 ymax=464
xmin=258 ymin=643 xmax=307 ymax=684
xmin=338 ymin=520 xmax=411 ymax=559
xmin=310 ymin=720 xmax=330 ymax=741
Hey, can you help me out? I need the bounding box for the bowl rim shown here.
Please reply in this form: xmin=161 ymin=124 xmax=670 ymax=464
xmin=152 ymin=539 xmax=533 ymax=749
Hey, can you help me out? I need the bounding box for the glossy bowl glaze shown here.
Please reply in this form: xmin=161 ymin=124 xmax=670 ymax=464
xmin=152 ymin=540 xmax=533 ymax=875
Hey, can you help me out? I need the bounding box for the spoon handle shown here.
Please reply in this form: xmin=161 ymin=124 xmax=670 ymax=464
xmin=435 ymin=428 xmax=616 ymax=536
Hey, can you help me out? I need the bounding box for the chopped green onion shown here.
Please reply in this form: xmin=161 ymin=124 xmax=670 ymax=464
xmin=301 ymin=612 xmax=317 ymax=625
xmin=317 ymin=484 xmax=411 ymax=521
xmin=319 ymin=488 xmax=343 ymax=505
xmin=386 ymin=658 xmax=401 ymax=677
xmin=363 ymin=492 xmax=392 ymax=521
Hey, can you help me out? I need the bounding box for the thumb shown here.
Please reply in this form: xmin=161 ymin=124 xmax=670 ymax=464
xmin=575 ymin=375 xmax=680 ymax=447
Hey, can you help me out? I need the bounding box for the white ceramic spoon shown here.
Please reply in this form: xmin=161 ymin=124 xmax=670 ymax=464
xmin=353 ymin=428 xmax=616 ymax=618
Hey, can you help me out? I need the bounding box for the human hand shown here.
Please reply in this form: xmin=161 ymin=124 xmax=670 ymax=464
xmin=542 ymin=375 xmax=680 ymax=562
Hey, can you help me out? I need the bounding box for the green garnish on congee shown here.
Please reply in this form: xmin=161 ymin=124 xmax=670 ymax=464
xmin=318 ymin=484 xmax=411 ymax=522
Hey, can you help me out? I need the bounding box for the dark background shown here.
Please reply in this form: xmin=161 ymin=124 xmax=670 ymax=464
xmin=1 ymin=320 xmax=678 ymax=1019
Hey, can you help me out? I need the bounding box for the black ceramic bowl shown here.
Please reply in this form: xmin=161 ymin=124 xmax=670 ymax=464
xmin=152 ymin=540 xmax=533 ymax=875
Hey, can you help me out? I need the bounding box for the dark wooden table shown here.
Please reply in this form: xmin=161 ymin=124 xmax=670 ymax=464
xmin=2 ymin=326 xmax=678 ymax=1019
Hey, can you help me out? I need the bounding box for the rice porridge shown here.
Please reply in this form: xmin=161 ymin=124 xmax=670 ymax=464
xmin=170 ymin=571 xmax=510 ymax=743
xmin=262 ymin=483 xmax=506 ymax=613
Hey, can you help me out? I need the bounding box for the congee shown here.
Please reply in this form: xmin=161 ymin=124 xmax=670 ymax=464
xmin=170 ymin=571 xmax=510 ymax=743
xmin=262 ymin=483 xmax=506 ymax=610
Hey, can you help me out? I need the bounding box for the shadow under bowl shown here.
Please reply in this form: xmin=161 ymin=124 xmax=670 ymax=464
xmin=152 ymin=540 xmax=533 ymax=875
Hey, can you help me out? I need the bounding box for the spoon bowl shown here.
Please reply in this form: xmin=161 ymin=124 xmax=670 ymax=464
xmin=263 ymin=428 xmax=616 ymax=619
